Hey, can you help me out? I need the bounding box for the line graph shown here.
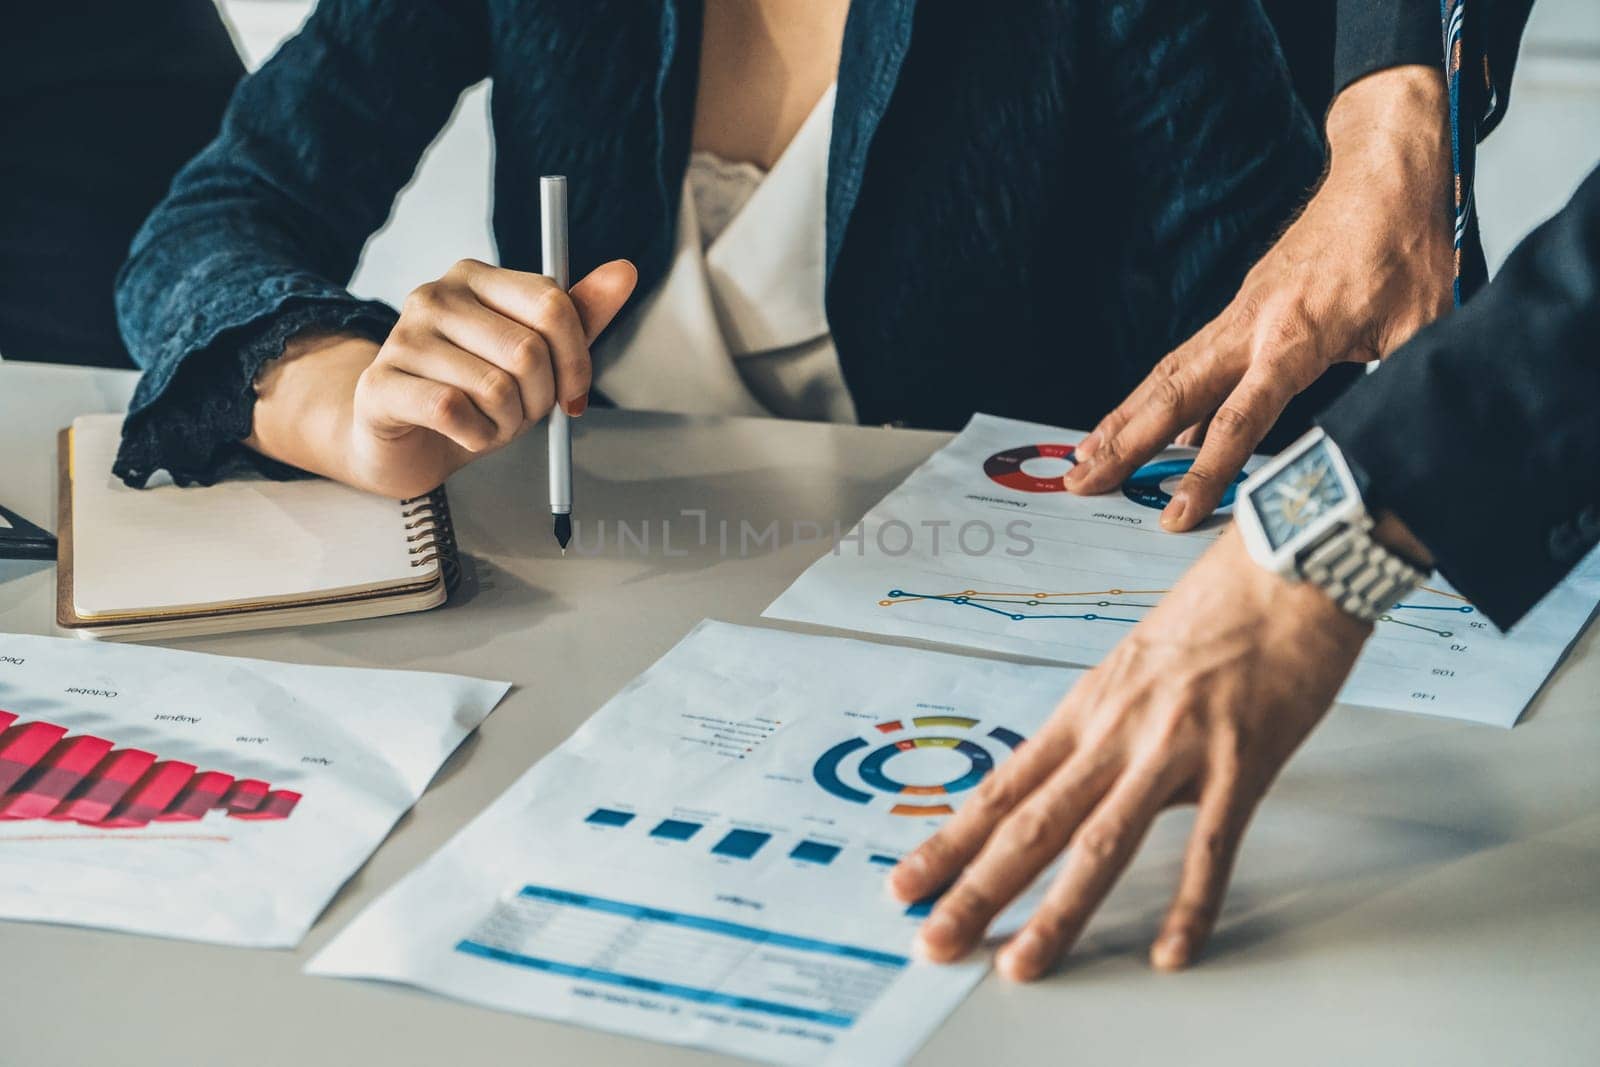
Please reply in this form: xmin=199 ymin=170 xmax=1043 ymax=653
xmin=1376 ymin=585 xmax=1476 ymax=638
xmin=880 ymin=588 xmax=1162 ymax=625
xmin=880 ymin=585 xmax=1476 ymax=638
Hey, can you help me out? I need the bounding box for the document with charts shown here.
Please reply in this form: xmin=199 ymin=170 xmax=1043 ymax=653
xmin=764 ymin=413 xmax=1600 ymax=728
xmin=309 ymin=622 xmax=1080 ymax=1066
xmin=0 ymin=633 xmax=507 ymax=947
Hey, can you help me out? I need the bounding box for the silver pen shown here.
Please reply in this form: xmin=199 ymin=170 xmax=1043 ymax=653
xmin=540 ymin=176 xmax=573 ymax=553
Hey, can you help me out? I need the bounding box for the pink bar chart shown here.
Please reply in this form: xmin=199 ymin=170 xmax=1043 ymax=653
xmin=0 ymin=709 xmax=301 ymax=828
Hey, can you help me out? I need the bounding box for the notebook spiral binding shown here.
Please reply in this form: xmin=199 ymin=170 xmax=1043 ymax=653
xmin=400 ymin=488 xmax=461 ymax=592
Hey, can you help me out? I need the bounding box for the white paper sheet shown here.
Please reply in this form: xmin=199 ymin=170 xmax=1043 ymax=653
xmin=765 ymin=414 xmax=1600 ymax=728
xmin=309 ymin=622 xmax=1082 ymax=1066
xmin=0 ymin=633 xmax=508 ymax=947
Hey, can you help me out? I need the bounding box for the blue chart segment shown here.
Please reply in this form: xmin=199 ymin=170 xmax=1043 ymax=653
xmin=1122 ymin=458 xmax=1245 ymax=511
xmin=813 ymin=738 xmax=874 ymax=803
xmin=713 ymin=829 xmax=772 ymax=860
xmin=811 ymin=715 xmax=1026 ymax=817
xmin=586 ymin=808 xmax=635 ymax=827
xmin=650 ymin=818 xmax=703 ymax=841
xmin=790 ymin=840 xmax=842 ymax=865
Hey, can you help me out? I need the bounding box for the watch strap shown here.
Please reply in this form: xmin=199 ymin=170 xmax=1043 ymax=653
xmin=1300 ymin=522 xmax=1428 ymax=623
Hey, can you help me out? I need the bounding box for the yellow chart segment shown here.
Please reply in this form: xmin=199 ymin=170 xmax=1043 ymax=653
xmin=910 ymin=715 xmax=979 ymax=728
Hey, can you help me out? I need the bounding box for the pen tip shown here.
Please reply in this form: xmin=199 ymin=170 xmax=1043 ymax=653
xmin=553 ymin=513 xmax=572 ymax=553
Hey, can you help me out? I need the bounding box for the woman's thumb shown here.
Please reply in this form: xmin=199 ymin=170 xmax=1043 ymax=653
xmin=570 ymin=259 xmax=639 ymax=344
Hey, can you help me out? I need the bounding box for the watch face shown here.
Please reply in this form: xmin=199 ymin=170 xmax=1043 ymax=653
xmin=1248 ymin=440 xmax=1350 ymax=552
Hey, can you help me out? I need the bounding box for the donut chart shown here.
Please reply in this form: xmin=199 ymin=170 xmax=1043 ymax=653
xmin=811 ymin=715 xmax=1025 ymax=816
xmin=1122 ymin=458 xmax=1245 ymax=511
xmin=983 ymin=444 xmax=1077 ymax=493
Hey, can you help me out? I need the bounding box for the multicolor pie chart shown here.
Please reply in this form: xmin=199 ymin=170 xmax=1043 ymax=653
xmin=811 ymin=715 xmax=1025 ymax=817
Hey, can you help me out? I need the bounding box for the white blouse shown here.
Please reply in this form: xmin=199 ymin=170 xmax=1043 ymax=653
xmin=591 ymin=85 xmax=856 ymax=423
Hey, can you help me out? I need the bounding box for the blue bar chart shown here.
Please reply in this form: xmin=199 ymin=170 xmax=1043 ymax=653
xmin=649 ymin=818 xmax=702 ymax=841
xmin=711 ymin=830 xmax=771 ymax=860
xmin=789 ymin=841 xmax=842 ymax=865
xmin=583 ymin=805 xmax=902 ymax=875
xmin=585 ymin=808 xmax=634 ymax=828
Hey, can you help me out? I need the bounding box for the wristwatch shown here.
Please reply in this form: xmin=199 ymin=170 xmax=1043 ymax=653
xmin=1235 ymin=428 xmax=1429 ymax=623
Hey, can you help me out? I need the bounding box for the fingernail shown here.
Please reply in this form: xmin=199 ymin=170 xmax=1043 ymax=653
xmin=563 ymin=394 xmax=588 ymax=418
xmin=1151 ymin=932 xmax=1190 ymax=972
xmin=999 ymin=930 xmax=1046 ymax=981
xmin=1161 ymin=493 xmax=1191 ymax=531
xmin=917 ymin=913 xmax=958 ymax=955
xmin=1065 ymin=458 xmax=1089 ymax=484
xmin=1077 ymin=432 xmax=1101 ymax=459
xmin=887 ymin=856 xmax=925 ymax=898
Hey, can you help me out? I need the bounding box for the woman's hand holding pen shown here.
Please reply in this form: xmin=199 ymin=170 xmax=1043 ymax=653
xmin=1063 ymin=66 xmax=1453 ymax=528
xmin=247 ymin=258 xmax=637 ymax=499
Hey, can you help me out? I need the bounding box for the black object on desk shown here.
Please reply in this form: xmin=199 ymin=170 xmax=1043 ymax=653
xmin=0 ymin=502 xmax=55 ymax=560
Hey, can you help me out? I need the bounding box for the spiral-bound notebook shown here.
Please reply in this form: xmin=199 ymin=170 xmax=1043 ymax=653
xmin=55 ymin=415 xmax=458 ymax=641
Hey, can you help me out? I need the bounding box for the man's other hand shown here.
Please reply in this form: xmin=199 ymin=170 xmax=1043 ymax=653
xmin=1065 ymin=65 xmax=1453 ymax=529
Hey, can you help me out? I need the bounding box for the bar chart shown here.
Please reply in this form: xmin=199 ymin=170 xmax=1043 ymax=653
xmin=0 ymin=709 xmax=301 ymax=828
xmin=585 ymin=805 xmax=901 ymax=891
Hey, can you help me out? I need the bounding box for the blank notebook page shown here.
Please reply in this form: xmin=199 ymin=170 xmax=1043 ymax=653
xmin=71 ymin=414 xmax=437 ymax=618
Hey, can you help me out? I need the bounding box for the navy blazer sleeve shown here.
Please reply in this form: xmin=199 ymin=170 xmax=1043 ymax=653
xmin=1333 ymin=0 xmax=1442 ymax=98
xmin=113 ymin=1 xmax=489 ymax=487
xmin=1319 ymin=164 xmax=1600 ymax=630
xmin=1090 ymin=0 xmax=1323 ymax=363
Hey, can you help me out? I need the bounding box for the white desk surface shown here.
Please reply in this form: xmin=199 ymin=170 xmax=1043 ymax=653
xmin=1 ymin=362 xmax=1596 ymax=1066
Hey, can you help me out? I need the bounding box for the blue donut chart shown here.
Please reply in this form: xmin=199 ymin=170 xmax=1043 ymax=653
xmin=1122 ymin=458 xmax=1245 ymax=511
xmin=810 ymin=717 xmax=1027 ymax=816
xmin=813 ymin=738 xmax=874 ymax=804
xmin=858 ymin=737 xmax=994 ymax=795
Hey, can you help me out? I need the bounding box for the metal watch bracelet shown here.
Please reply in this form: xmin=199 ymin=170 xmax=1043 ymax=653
xmin=1299 ymin=522 xmax=1430 ymax=623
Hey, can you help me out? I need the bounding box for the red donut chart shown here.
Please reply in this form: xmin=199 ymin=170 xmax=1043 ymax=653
xmin=983 ymin=443 xmax=1077 ymax=493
